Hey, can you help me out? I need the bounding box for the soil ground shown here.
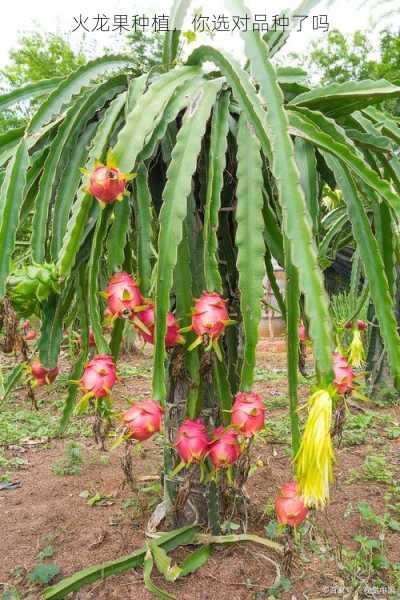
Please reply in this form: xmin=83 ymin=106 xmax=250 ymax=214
xmin=1 ymin=339 xmax=399 ymax=599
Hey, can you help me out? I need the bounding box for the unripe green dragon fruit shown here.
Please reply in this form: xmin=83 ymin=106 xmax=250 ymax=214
xmin=7 ymin=263 xmax=60 ymax=317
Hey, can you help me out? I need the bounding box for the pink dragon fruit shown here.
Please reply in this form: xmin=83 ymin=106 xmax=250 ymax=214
xmin=30 ymin=360 xmax=58 ymax=387
xmin=24 ymin=329 xmax=37 ymax=341
xmin=191 ymin=292 xmax=229 ymax=341
xmin=357 ymin=320 xmax=367 ymax=331
xmin=135 ymin=303 xmax=184 ymax=347
xmin=165 ymin=313 xmax=184 ymax=347
xmin=80 ymin=354 xmax=116 ymax=399
xmin=231 ymin=392 xmax=266 ymax=437
xmin=275 ymin=480 xmax=309 ymax=527
xmin=175 ymin=419 xmax=209 ymax=464
xmin=22 ymin=320 xmax=37 ymax=341
xmin=88 ymin=328 xmax=96 ymax=347
xmin=77 ymin=327 xmax=96 ymax=348
xmin=333 ymin=352 xmax=354 ymax=395
xmin=123 ymin=399 xmax=163 ymax=441
xmin=104 ymin=272 xmax=144 ymax=319
xmin=345 ymin=319 xmax=367 ymax=331
xmin=85 ymin=152 xmax=134 ymax=205
xmin=208 ymin=426 xmax=241 ymax=468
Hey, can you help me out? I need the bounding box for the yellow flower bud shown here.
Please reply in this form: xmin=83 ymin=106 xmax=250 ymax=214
xmin=348 ymin=329 xmax=365 ymax=368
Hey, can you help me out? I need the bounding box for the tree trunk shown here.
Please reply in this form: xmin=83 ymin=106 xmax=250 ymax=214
xmin=153 ymin=346 xmax=250 ymax=534
xmin=367 ymin=267 xmax=400 ymax=395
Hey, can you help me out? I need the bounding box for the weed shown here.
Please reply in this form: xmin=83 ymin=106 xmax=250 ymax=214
xmin=342 ymin=412 xmax=373 ymax=446
xmin=341 ymin=535 xmax=389 ymax=591
xmin=52 ymin=442 xmax=84 ymax=476
xmin=268 ymin=396 xmax=288 ymax=410
xmin=79 ymin=490 xmax=114 ymax=506
xmin=340 ymin=499 xmax=400 ymax=593
xmin=36 ymin=545 xmax=54 ymax=560
xmin=362 ymin=453 xmax=393 ymax=484
xmin=263 ymin=416 xmax=291 ymax=443
xmin=263 ymin=501 xmax=275 ymax=518
xmin=89 ymin=451 xmax=110 ymax=467
xmin=373 ymin=387 xmax=400 ymax=407
xmin=357 ymin=501 xmax=400 ymax=532
xmin=0 ymin=399 xmax=91 ymax=445
xmin=0 ymin=452 xmax=27 ymax=471
xmin=254 ymin=367 xmax=286 ymax=382
xmin=137 ymin=482 xmax=162 ymax=511
xmin=386 ymin=425 xmax=400 ymax=440
xmin=27 ymin=563 xmax=60 ymax=585
xmin=1 ymin=589 xmax=21 ymax=600
xmin=117 ymin=363 xmax=152 ymax=378
xmin=264 ymin=576 xmax=291 ymax=598
xmin=349 ymin=451 xmax=393 ymax=485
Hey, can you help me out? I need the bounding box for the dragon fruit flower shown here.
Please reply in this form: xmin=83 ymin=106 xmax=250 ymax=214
xmin=275 ymin=480 xmax=309 ymax=527
xmin=80 ymin=354 xmax=116 ymax=399
xmin=123 ymin=399 xmax=163 ymax=441
xmin=208 ymin=426 xmax=241 ymax=468
xmin=83 ymin=150 xmax=135 ymax=206
xmin=30 ymin=360 xmax=58 ymax=387
xmin=295 ymin=389 xmax=334 ymax=508
xmin=348 ymin=329 xmax=365 ymax=368
xmin=104 ymin=272 xmax=145 ymax=319
xmin=175 ymin=419 xmax=209 ymax=464
xmin=231 ymin=392 xmax=266 ymax=437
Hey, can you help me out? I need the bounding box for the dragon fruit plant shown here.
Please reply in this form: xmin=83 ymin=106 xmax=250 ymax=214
xmin=1 ymin=0 xmax=400 ymax=593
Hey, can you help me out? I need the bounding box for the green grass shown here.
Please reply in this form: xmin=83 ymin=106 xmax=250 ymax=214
xmin=342 ymin=412 xmax=374 ymax=447
xmin=267 ymin=396 xmax=288 ymax=410
xmin=263 ymin=415 xmax=291 ymax=444
xmin=348 ymin=451 xmax=394 ymax=485
xmin=52 ymin=441 xmax=84 ymax=476
xmin=372 ymin=386 xmax=400 ymax=407
xmin=254 ymin=367 xmax=287 ymax=382
xmin=0 ymin=395 xmax=91 ymax=445
xmin=117 ymin=362 xmax=152 ymax=378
